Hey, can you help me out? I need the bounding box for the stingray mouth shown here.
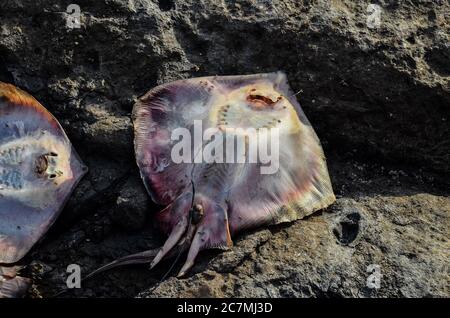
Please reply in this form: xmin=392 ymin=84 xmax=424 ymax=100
xmin=213 ymin=90 xmax=288 ymax=132
xmin=34 ymin=152 xmax=63 ymax=180
xmin=34 ymin=155 xmax=48 ymax=175
xmin=246 ymin=89 xmax=282 ymax=110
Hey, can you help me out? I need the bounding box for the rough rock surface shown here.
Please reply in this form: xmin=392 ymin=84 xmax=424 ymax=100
xmin=0 ymin=0 xmax=448 ymax=297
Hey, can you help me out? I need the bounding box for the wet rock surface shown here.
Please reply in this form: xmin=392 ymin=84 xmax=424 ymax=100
xmin=0 ymin=0 xmax=448 ymax=297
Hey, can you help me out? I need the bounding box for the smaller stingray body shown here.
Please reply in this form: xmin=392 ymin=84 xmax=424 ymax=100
xmin=0 ymin=83 xmax=87 ymax=297
xmin=90 ymin=72 xmax=335 ymax=279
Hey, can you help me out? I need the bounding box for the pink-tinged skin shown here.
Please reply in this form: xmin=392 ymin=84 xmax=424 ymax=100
xmin=0 ymin=83 xmax=87 ymax=297
xmin=90 ymin=72 xmax=335 ymax=279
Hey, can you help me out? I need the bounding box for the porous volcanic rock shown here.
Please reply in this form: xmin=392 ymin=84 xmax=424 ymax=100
xmin=0 ymin=0 xmax=448 ymax=297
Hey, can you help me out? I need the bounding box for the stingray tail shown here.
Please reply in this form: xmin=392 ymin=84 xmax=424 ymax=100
xmin=53 ymin=247 xmax=178 ymax=297
xmin=83 ymin=249 xmax=158 ymax=281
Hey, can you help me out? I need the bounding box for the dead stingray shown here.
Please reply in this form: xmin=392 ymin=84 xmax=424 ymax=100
xmin=89 ymin=72 xmax=335 ymax=280
xmin=0 ymin=82 xmax=87 ymax=297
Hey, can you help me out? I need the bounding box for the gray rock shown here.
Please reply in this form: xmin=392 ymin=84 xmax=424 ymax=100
xmin=142 ymin=193 xmax=449 ymax=298
xmin=0 ymin=0 xmax=448 ymax=297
